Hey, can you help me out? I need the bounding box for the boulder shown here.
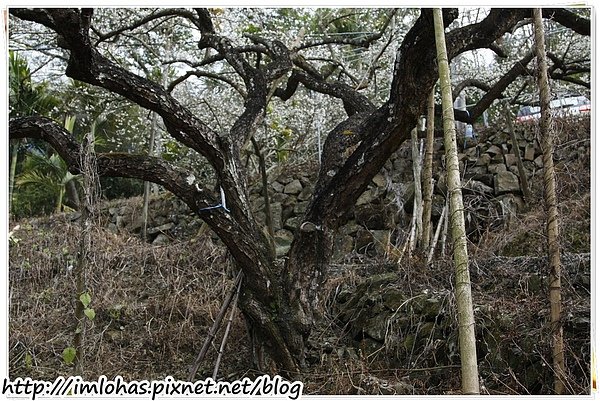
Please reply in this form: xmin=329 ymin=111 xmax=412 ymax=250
xmin=372 ymin=173 xmax=387 ymax=188
xmin=152 ymin=233 xmax=170 ymax=245
xmin=147 ymin=222 xmax=175 ymax=235
xmin=524 ymin=144 xmax=536 ymax=161
xmin=504 ymin=153 xmax=518 ymax=167
xmin=271 ymin=181 xmax=284 ymax=193
xmin=333 ymin=234 xmax=354 ymax=261
xmin=494 ymin=171 xmax=521 ymax=194
xmin=274 ymin=229 xmax=294 ymax=256
xmin=463 ymin=179 xmax=494 ymax=194
xmin=475 ymin=153 xmax=491 ymax=166
xmin=270 ymin=202 xmax=283 ymax=231
xmin=283 ymin=179 xmax=303 ymax=195
xmin=356 ymin=187 xmax=381 ymax=206
xmin=487 ymin=163 xmax=507 ymax=174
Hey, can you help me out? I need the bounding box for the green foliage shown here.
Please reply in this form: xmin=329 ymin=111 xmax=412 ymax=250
xmin=100 ymin=177 xmax=144 ymax=199
xmin=24 ymin=352 xmax=33 ymax=370
xmin=16 ymin=151 xmax=80 ymax=214
xmin=79 ymin=292 xmax=92 ymax=308
xmin=62 ymin=347 xmax=76 ymax=365
xmin=9 ymin=51 xmax=59 ymax=118
xmin=84 ymin=308 xmax=96 ymax=321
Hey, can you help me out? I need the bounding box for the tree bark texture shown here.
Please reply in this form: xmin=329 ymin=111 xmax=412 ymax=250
xmin=533 ymin=8 xmax=566 ymax=395
xmin=433 ymin=8 xmax=479 ymax=395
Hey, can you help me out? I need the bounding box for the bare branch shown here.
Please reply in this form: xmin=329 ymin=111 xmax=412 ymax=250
xmin=275 ymin=69 xmax=375 ymax=116
xmin=543 ymin=8 xmax=590 ymax=36
xmin=92 ymin=9 xmax=203 ymax=45
xmin=296 ymin=9 xmax=397 ymax=51
xmin=168 ymin=69 xmax=247 ymax=98
xmin=452 ymin=78 xmax=491 ymax=100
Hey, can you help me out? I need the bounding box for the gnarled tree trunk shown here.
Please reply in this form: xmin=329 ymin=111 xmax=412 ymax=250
xmin=9 ymin=7 xmax=588 ymax=377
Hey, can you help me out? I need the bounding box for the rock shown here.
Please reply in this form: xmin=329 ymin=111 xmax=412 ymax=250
xmin=494 ymin=171 xmax=521 ymax=194
xmin=333 ymin=234 xmax=355 ymax=261
xmin=463 ymin=180 xmax=494 ymax=194
xmin=274 ymin=229 xmax=294 ymax=256
xmin=465 ymin=147 xmax=478 ymax=158
xmin=364 ymin=313 xmax=392 ymax=341
xmin=383 ymin=288 xmax=406 ymax=310
xmin=356 ymin=229 xmax=375 ymax=254
xmin=271 ymin=181 xmax=284 ymax=193
xmin=534 ymin=155 xmax=544 ymax=168
xmin=270 ymin=202 xmax=282 ymax=231
xmin=487 ymin=163 xmax=507 ymax=174
xmin=489 ymin=154 xmax=503 ymax=164
xmin=284 ymin=216 xmax=302 ymax=231
xmin=129 ymin=217 xmax=143 ymax=232
xmin=504 ymin=153 xmax=518 ymax=167
xmin=524 ymin=144 xmax=536 ymax=161
xmin=147 ymin=222 xmax=175 ymax=235
xmin=293 ymin=201 xmax=308 ymax=215
xmin=372 ymin=173 xmax=387 ymax=188
xmin=252 ymin=197 xmax=265 ymax=212
xmin=392 ymin=381 xmax=415 ymax=395
xmin=356 ymin=188 xmax=381 ymax=206
xmin=371 ymin=230 xmax=391 ymax=256
xmin=283 ymin=179 xmax=303 ymax=195
xmin=271 ymin=192 xmax=288 ymax=204
xmin=495 ymin=194 xmax=526 ymax=217
xmin=486 ymin=145 xmax=502 ymax=155
xmin=355 ymin=205 xmax=395 ymax=230
xmin=276 ymin=175 xmax=293 ymax=185
xmin=116 ymin=215 xmax=126 ymax=229
xmin=475 ymin=153 xmax=491 ymax=166
xmin=339 ymin=221 xmax=360 ymax=236
xmin=297 ymin=186 xmax=312 ymax=201
xmin=468 ymin=166 xmax=488 ymax=175
xmin=152 ymin=233 xmax=170 ymax=245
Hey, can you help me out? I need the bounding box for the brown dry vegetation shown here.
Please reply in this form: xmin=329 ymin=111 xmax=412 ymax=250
xmin=8 ymin=118 xmax=591 ymax=394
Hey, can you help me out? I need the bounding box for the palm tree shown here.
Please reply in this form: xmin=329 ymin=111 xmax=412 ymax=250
xmin=16 ymin=151 xmax=81 ymax=214
xmin=9 ymin=51 xmax=60 ymax=214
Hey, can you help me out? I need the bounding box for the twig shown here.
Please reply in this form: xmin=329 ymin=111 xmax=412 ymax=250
xmin=212 ymin=274 xmax=243 ymax=380
xmin=188 ymin=269 xmax=243 ymax=381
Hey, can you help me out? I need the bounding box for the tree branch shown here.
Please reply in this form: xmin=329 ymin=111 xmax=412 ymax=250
xmin=92 ymin=8 xmax=204 ymax=45
xmin=296 ymin=9 xmax=397 ymax=51
xmin=9 ymin=116 xmax=218 ymax=209
xmin=275 ymin=69 xmax=375 ymax=116
xmin=543 ymin=8 xmax=590 ymax=36
xmin=167 ymin=69 xmax=247 ymax=97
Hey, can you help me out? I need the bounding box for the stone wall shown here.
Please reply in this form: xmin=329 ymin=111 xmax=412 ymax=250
xmin=103 ymin=126 xmax=548 ymax=260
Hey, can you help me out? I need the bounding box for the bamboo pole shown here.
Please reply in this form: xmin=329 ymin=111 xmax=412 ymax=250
xmin=421 ymin=88 xmax=436 ymax=252
xmin=533 ymin=8 xmax=565 ymax=395
xmin=433 ymin=9 xmax=480 ymax=394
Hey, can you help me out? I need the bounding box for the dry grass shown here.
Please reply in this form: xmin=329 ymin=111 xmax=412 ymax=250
xmin=9 ymin=215 xmax=250 ymax=381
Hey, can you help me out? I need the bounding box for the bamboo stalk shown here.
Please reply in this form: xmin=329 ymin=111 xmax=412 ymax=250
xmin=533 ymin=8 xmax=565 ymax=395
xmin=421 ymin=88 xmax=436 ymax=252
xmin=212 ymin=276 xmax=243 ymax=380
xmin=188 ymin=270 xmax=244 ymax=381
xmin=433 ymin=8 xmax=479 ymax=394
